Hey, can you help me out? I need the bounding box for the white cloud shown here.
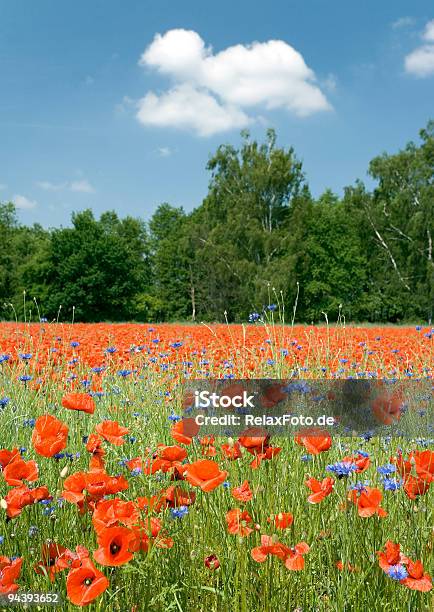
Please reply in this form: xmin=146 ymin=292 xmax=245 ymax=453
xmin=136 ymin=29 xmax=331 ymax=136
xmin=392 ymin=17 xmax=415 ymax=30
xmin=0 ymin=183 xmax=7 ymax=190
xmin=405 ymin=19 xmax=434 ymax=77
xmin=157 ymin=146 xmax=172 ymax=157
xmin=69 ymin=179 xmax=95 ymax=193
xmin=36 ymin=181 xmax=67 ymax=191
xmin=423 ymin=19 xmax=434 ymax=42
xmin=137 ymin=84 xmax=250 ymax=137
xmin=13 ymin=194 xmax=37 ymax=210
xmin=37 ymin=179 xmax=96 ymax=194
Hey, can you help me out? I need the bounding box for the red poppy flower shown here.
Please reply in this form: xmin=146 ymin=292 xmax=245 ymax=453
xmin=268 ymin=512 xmax=294 ymax=529
xmin=294 ymin=428 xmax=332 ymax=455
xmin=0 ymin=556 xmax=22 ymax=594
xmin=221 ymin=441 xmax=242 ymax=460
xmin=185 ymin=460 xmax=227 ymax=492
xmin=249 ymin=444 xmax=281 ymax=469
xmin=62 ymin=470 xmax=128 ymax=506
xmin=92 ymin=498 xmax=140 ymax=535
xmin=414 ymin=449 xmax=434 ymax=481
xmin=305 ymin=477 xmax=335 ymax=504
xmin=35 ymin=543 xmax=69 ymax=582
xmin=0 ymin=448 xmax=20 ymax=469
xmin=85 ymin=434 xmax=105 ymax=470
xmin=260 ymin=383 xmax=287 ymax=408
xmin=204 ymin=554 xmax=220 ymax=570
xmin=66 ymin=557 xmax=109 ymax=606
xmin=226 ymin=508 xmax=254 ymax=537
xmin=200 ymin=435 xmax=217 ymax=457
xmin=3 ymin=456 xmax=38 ymax=487
xmin=400 ymin=559 xmax=432 ymax=592
xmin=160 ymin=485 xmax=196 ymax=509
xmin=93 ymin=526 xmax=137 ymax=566
xmin=5 ymin=485 xmax=51 ymax=518
xmin=32 ymin=414 xmax=68 ymax=458
xmin=403 ymin=474 xmax=431 ymax=499
xmin=62 ymin=393 xmax=95 ymax=414
xmin=377 ymin=540 xmax=409 ymax=573
xmin=171 ymin=418 xmax=200 ymax=445
xmin=342 ymin=453 xmax=370 ymax=473
xmin=336 ymin=560 xmax=357 ymax=572
xmin=348 ymin=487 xmax=387 ymax=518
xmin=371 ymin=392 xmax=402 ymax=425
xmin=238 ymin=428 xmax=269 ymax=452
xmin=95 ymin=420 xmax=129 ymax=446
xmin=251 ymin=535 xmax=309 ymax=570
xmin=231 ymin=480 xmax=253 ymax=502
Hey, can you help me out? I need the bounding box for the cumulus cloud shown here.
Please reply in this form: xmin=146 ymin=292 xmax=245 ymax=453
xmin=36 ymin=181 xmax=67 ymax=191
xmin=13 ymin=194 xmax=37 ymax=210
xmin=405 ymin=19 xmax=434 ymax=77
xmin=136 ymin=29 xmax=331 ymax=136
xmin=37 ymin=179 xmax=95 ymax=194
xmin=69 ymin=179 xmax=95 ymax=193
xmin=391 ymin=17 xmax=415 ymax=30
xmin=156 ymin=146 xmax=173 ymax=157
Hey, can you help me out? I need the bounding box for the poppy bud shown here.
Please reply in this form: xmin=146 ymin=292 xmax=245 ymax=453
xmin=204 ymin=554 xmax=220 ymax=570
xmin=0 ymin=499 xmax=7 ymax=510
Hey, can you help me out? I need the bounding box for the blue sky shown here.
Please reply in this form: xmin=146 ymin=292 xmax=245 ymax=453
xmin=1 ymin=1 xmax=433 ymax=227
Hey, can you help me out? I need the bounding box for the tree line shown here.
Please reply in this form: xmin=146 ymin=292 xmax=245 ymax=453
xmin=1 ymin=122 xmax=433 ymax=323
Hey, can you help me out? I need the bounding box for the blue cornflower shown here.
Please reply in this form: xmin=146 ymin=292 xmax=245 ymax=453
xmin=326 ymin=461 xmax=358 ymax=478
xmin=131 ymin=467 xmax=142 ymax=477
xmin=70 ymin=341 xmax=80 ymax=348
xmin=377 ymin=464 xmax=396 ymax=476
xmin=382 ymin=478 xmax=403 ymax=491
xmin=105 ymin=346 xmax=117 ymax=354
xmin=0 ymin=397 xmax=10 ymax=407
xmin=248 ymin=312 xmax=261 ymax=323
xmin=168 ymin=413 xmax=181 ymax=422
xmin=19 ymin=375 xmax=32 ymax=382
xmin=170 ymin=506 xmax=189 ymax=519
xmin=388 ymin=565 xmax=408 ymax=581
xmin=267 ymin=304 xmax=277 ymax=311
xmin=18 ymin=353 xmax=32 ymax=360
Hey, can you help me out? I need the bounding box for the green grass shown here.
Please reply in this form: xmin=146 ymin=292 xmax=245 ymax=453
xmin=0 ymin=362 xmax=432 ymax=612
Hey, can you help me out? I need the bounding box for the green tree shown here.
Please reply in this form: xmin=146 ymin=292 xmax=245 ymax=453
xmin=44 ymin=209 xmax=150 ymax=321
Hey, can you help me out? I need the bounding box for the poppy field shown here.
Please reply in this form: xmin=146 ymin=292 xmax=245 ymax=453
xmin=0 ymin=321 xmax=432 ymax=611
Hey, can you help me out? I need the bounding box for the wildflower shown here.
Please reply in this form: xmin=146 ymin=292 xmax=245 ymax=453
xmin=226 ymin=509 xmax=254 ymax=537
xmin=204 ymin=554 xmax=220 ymax=570
xmin=62 ymin=393 xmax=95 ymax=415
xmin=305 ymin=477 xmax=335 ymax=503
xmin=185 ymin=460 xmax=227 ymax=492
xmin=231 ymin=480 xmax=253 ymax=502
xmin=66 ymin=557 xmax=109 ymax=606
xmin=32 ymin=415 xmax=68 ymax=458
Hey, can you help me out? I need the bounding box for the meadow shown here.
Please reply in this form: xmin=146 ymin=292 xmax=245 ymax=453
xmin=0 ymin=321 xmax=432 ymax=611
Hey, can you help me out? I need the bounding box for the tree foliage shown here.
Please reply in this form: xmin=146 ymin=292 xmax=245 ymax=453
xmin=1 ymin=122 xmax=432 ymax=322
